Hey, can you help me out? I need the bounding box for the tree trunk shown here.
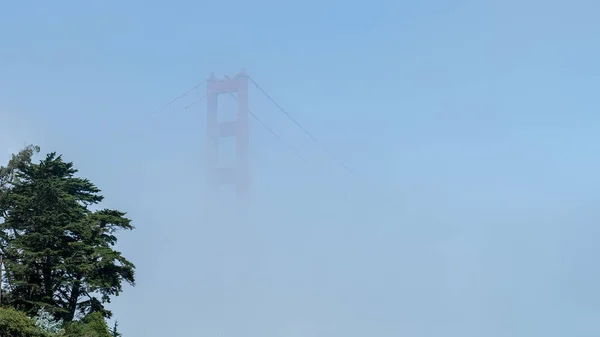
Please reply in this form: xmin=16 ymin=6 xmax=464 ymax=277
xmin=66 ymin=277 xmax=82 ymax=322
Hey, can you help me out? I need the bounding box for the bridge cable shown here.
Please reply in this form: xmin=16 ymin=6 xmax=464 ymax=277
xmin=248 ymin=76 xmax=359 ymax=179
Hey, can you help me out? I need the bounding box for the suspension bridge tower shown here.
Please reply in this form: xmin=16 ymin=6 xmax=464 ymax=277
xmin=205 ymin=70 xmax=250 ymax=209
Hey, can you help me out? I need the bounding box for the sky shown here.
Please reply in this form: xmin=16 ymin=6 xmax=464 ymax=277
xmin=1 ymin=0 xmax=600 ymax=336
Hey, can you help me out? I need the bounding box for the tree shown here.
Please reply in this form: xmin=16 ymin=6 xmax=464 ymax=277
xmin=109 ymin=320 xmax=122 ymax=337
xmin=0 ymin=307 xmax=49 ymax=337
xmin=33 ymin=307 xmax=64 ymax=334
xmin=0 ymin=145 xmax=40 ymax=216
xmin=0 ymin=145 xmax=40 ymax=305
xmin=0 ymin=147 xmax=135 ymax=322
xmin=63 ymin=312 xmax=112 ymax=337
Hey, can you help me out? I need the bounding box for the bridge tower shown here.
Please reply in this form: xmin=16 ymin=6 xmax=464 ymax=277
xmin=205 ymin=70 xmax=250 ymax=206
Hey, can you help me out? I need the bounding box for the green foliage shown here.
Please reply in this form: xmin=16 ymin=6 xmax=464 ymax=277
xmin=0 ymin=147 xmax=135 ymax=323
xmin=0 ymin=145 xmax=39 ymax=217
xmin=63 ymin=312 xmax=112 ymax=337
xmin=0 ymin=307 xmax=116 ymax=337
xmin=0 ymin=307 xmax=49 ymax=337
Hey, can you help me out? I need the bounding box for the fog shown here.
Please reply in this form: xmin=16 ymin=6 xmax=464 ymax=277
xmin=2 ymin=0 xmax=600 ymax=336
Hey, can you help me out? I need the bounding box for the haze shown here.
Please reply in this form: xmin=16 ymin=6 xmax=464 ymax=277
xmin=2 ymin=0 xmax=600 ymax=336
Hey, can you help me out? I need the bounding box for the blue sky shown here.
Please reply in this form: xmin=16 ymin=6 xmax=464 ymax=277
xmin=2 ymin=0 xmax=600 ymax=336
